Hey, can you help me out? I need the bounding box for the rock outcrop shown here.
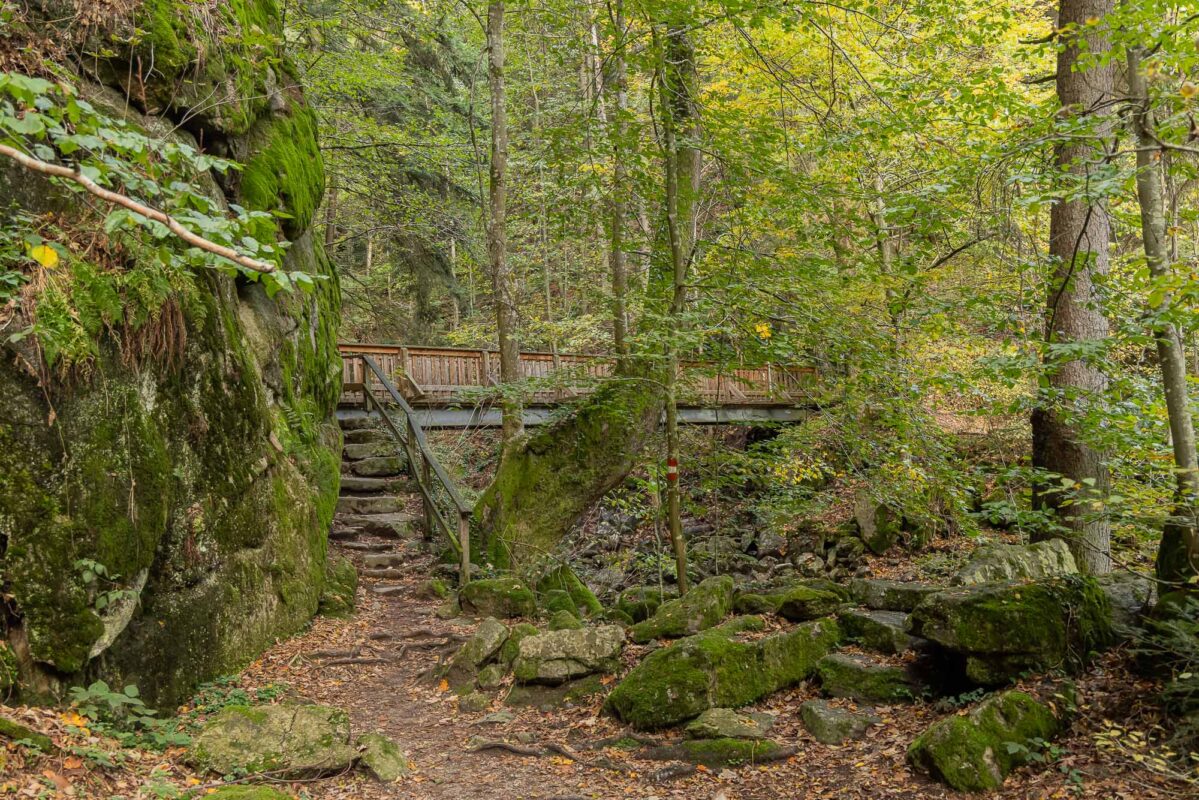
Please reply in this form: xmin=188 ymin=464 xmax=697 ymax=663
xmin=512 ymin=625 xmax=624 ymax=684
xmin=629 ymin=576 xmax=734 ymax=643
xmin=0 ymin=2 xmax=339 ymax=705
xmin=952 ymin=539 xmax=1077 ymax=585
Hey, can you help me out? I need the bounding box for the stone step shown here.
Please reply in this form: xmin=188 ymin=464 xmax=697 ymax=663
xmin=330 ymin=526 xmax=364 ymax=541
xmin=343 ymin=428 xmax=387 ymax=445
xmin=848 ymin=578 xmax=941 ymax=612
xmin=340 ymin=513 xmax=420 ymax=539
xmin=363 ymin=552 xmax=406 ymax=569
xmin=340 ymin=475 xmax=416 ymax=494
xmin=838 ymin=608 xmax=927 ymax=655
xmin=337 ymin=494 xmax=406 ymax=516
xmin=338 ymin=541 xmax=393 ymax=552
xmin=344 ymin=442 xmax=400 ymax=461
xmin=347 ymin=456 xmax=407 ymax=478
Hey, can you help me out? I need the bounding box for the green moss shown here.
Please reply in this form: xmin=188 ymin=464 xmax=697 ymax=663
xmin=816 ymin=654 xmax=920 ymax=703
xmin=536 ymin=565 xmax=602 ymax=617
xmin=541 ymin=589 xmax=578 ymax=617
xmin=206 ymin=787 xmax=294 ymax=800
xmin=0 ymin=716 xmax=55 ymax=752
xmin=776 ymin=585 xmax=843 ymax=621
xmin=908 ymin=690 xmax=1061 ymax=791
xmin=629 ymin=576 xmax=734 ymax=643
xmin=498 ymin=622 xmax=540 ymax=666
xmin=616 ymin=585 xmax=675 ymax=622
xmin=240 ymin=106 xmax=325 ymax=239
xmin=548 ymin=610 xmax=583 ymax=631
xmin=318 ymin=556 xmax=357 ymax=618
xmin=459 ymin=578 xmax=537 ymax=618
xmin=672 ymin=738 xmax=784 ymax=767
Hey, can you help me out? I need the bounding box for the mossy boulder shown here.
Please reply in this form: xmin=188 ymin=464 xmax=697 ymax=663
xmin=541 ymin=589 xmax=579 ymax=617
xmin=907 ymin=690 xmax=1062 ymax=791
xmin=0 ymin=716 xmax=55 ymax=752
xmin=606 ymin=617 xmax=840 ymax=730
xmin=504 ymin=674 xmax=605 ymax=710
xmin=512 ymin=625 xmax=624 ymax=685
xmin=629 ymin=576 xmax=734 ymax=643
xmin=733 ymin=592 xmax=785 ymax=615
xmin=952 ymin=540 xmax=1077 ymax=586
xmin=206 ymin=788 xmax=295 ymax=800
xmin=548 ymin=610 xmax=583 ymax=631
xmin=838 ymin=609 xmax=917 ymax=654
xmin=907 ymin=577 xmax=1113 ymax=684
xmin=615 ymin=585 xmax=676 ymax=622
xmin=189 ymin=704 xmax=356 ymax=776
xmin=854 ymin=490 xmax=902 ymax=554
xmin=777 ymin=585 xmax=844 ymax=622
xmin=447 ymin=618 xmax=509 ymax=686
xmin=643 ymin=737 xmax=793 ymax=767
xmin=318 ymin=556 xmax=358 ymax=618
xmin=816 ymin=653 xmax=924 ymax=703
xmin=536 ymin=565 xmax=602 ymax=617
xmin=459 ymin=578 xmax=537 ymax=619
xmin=498 ymin=622 xmax=540 ymax=666
xmin=357 ymin=732 xmax=412 ymax=782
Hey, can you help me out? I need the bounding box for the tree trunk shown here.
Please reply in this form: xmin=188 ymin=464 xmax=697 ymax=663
xmin=657 ymin=20 xmax=701 ymax=594
xmin=608 ymin=0 xmax=630 ymax=365
xmin=487 ymin=0 xmax=522 ymax=449
xmin=1030 ymin=0 xmax=1114 ymax=575
xmin=1128 ymin=46 xmax=1199 ymax=587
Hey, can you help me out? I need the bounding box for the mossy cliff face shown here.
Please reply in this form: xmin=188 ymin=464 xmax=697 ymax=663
xmin=0 ymin=2 xmax=340 ymax=705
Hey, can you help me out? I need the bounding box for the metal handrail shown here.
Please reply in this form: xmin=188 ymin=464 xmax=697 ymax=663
xmin=357 ymin=354 xmax=472 ymax=583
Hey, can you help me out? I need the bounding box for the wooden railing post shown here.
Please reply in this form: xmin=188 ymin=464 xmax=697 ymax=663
xmin=458 ymin=512 xmax=471 ymax=584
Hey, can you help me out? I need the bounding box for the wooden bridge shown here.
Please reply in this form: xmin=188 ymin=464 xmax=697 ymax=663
xmin=338 ymin=343 xmax=817 ymax=428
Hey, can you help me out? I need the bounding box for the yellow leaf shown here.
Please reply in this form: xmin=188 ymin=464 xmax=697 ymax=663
xmin=437 ymin=679 xmax=449 ymax=692
xmin=30 ymin=243 xmax=59 ymax=268
xmin=1181 ymin=81 xmax=1198 ymax=99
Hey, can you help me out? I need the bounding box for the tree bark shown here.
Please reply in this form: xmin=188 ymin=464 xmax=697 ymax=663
xmin=487 ymin=0 xmax=523 ymax=449
xmin=1128 ymin=46 xmax=1199 ymax=587
xmin=1031 ymin=0 xmax=1114 ymax=575
xmin=608 ymin=0 xmax=630 ymax=365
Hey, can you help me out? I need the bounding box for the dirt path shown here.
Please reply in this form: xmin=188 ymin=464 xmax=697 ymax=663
xmin=235 ymin=525 xmax=1184 ymax=800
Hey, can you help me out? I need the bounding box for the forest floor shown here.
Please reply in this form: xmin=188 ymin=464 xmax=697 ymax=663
xmin=0 ymin=514 xmax=1191 ymax=799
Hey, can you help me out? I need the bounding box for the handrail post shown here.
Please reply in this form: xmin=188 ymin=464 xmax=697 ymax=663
xmin=458 ymin=512 xmax=471 ymax=585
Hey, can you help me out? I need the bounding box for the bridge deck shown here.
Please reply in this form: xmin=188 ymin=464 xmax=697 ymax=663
xmin=338 ymin=343 xmax=816 ymax=426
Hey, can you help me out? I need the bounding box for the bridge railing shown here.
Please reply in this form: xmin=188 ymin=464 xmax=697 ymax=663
xmin=339 ymin=343 xmax=815 ymax=407
xmin=352 ymin=353 xmax=472 ymax=584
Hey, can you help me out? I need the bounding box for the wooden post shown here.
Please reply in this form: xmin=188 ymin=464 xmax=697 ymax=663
xmin=400 ymin=347 xmax=412 ymax=398
xmin=481 ymin=349 xmax=493 ymax=386
xmin=458 ymin=513 xmax=471 ymax=585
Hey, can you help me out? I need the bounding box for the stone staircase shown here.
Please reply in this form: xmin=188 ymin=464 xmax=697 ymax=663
xmin=333 ymin=414 xmax=425 ymax=580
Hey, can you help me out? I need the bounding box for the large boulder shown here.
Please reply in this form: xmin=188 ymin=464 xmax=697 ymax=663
xmin=356 ymin=733 xmax=412 ymax=782
xmin=615 ymin=585 xmax=676 ymax=623
xmin=458 ymin=578 xmax=537 ymax=618
xmin=838 ymin=609 xmax=919 ymax=654
xmin=512 ymin=625 xmax=625 ymax=684
xmin=952 ymin=539 xmax=1077 ymax=586
xmin=190 ymin=705 xmax=357 ymax=776
xmin=1096 ymin=571 xmax=1154 ymax=631
xmin=777 ymin=584 xmax=845 ymax=621
xmin=606 ymin=617 xmax=840 ymax=730
xmin=816 ymin=653 xmax=925 ymax=703
xmin=907 ymin=690 xmax=1062 ymax=791
xmin=907 ymin=577 xmax=1113 ymax=684
xmin=629 ymin=576 xmax=734 ymax=643
xmin=849 ymin=579 xmax=940 ymax=612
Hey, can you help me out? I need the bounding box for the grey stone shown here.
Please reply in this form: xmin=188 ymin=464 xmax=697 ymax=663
xmin=349 ymin=456 xmax=406 ymax=477
xmin=953 ymin=539 xmax=1077 ymax=586
xmin=629 ymin=576 xmax=734 ymax=643
xmin=356 ymin=733 xmax=411 ymax=782
xmin=816 ymin=653 xmax=925 ymax=703
xmin=848 ymin=578 xmax=941 ymax=612
xmin=337 ymin=495 xmax=405 ymax=516
xmin=459 ymin=691 xmax=491 ymax=713
xmin=800 ymin=700 xmax=878 ymax=744
xmin=477 ymin=711 xmax=515 ymax=725
xmin=1096 ymin=571 xmax=1154 ymax=632
xmin=838 ymin=608 xmax=919 ymax=654
xmin=512 ymin=625 xmax=625 ymax=684
xmin=477 ymin=663 xmax=508 ymax=690
xmin=190 ymin=705 xmax=356 ymax=776
xmin=344 ymin=441 xmax=399 ymax=461
xmin=685 ymin=708 xmax=767 ymax=740
xmin=854 ymin=490 xmax=901 ymax=554
xmin=447 ymin=618 xmax=508 ymax=685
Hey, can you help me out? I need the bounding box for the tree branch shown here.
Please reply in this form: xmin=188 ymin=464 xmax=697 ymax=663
xmin=0 ymin=143 xmax=277 ymax=274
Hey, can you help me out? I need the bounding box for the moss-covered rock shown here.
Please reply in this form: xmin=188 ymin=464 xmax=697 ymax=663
xmin=643 ymin=737 xmax=793 ymax=767
xmin=189 ymin=704 xmax=356 ymax=776
xmin=536 ymin=565 xmax=602 ymax=617
xmin=800 ymin=699 xmax=878 ymax=744
xmin=548 ymin=610 xmax=583 ymax=631
xmin=459 ymin=578 xmax=537 ymax=618
xmin=908 ymin=577 xmax=1113 ymax=684
xmin=541 ymin=589 xmax=579 ymax=617
xmin=357 ymin=732 xmax=412 ymax=782
xmin=816 ymin=653 xmax=924 ymax=703
xmin=0 ymin=716 xmax=55 ymax=752
xmin=838 ymin=609 xmax=916 ymax=654
xmin=206 ymin=788 xmax=295 ymax=800
xmin=849 ymin=579 xmax=941 ymax=612
xmin=504 ymin=674 xmax=604 ymax=710
xmin=777 ymin=585 xmax=844 ymax=622
xmin=318 ymin=556 xmax=358 ymax=618
xmin=498 ymin=622 xmax=540 ymax=666
xmin=606 ymin=617 xmax=840 ymax=730
xmin=629 ymin=576 xmax=734 ymax=643
xmin=446 ymin=618 xmax=509 ymax=686
xmin=907 ymin=690 xmax=1062 ymax=791
xmin=854 ymin=490 xmax=902 ymax=554
xmin=615 ymin=585 xmax=676 ymax=622
xmin=685 ymin=708 xmax=767 ymax=740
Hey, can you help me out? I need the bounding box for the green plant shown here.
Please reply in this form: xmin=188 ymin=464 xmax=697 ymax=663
xmin=73 ymin=559 xmax=138 ymax=612
xmin=67 ymin=681 xmax=190 ymax=750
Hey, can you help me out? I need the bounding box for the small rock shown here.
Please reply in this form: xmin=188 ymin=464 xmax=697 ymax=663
xmin=190 ymin=705 xmax=356 ymax=776
xmin=477 ymin=710 xmax=516 ymax=725
xmin=536 ymin=565 xmax=603 ymax=616
xmin=685 ymin=708 xmax=767 ymax=740
xmin=615 ymin=586 xmax=676 ymax=622
xmin=848 ymin=578 xmax=940 ymax=612
xmin=800 ymin=700 xmax=878 ymax=744
xmin=357 ymin=732 xmax=412 ymax=782
xmin=416 ymin=578 xmax=451 ymax=600
xmin=446 ymin=617 xmax=509 ymax=685
xmin=777 ymin=584 xmax=844 ymax=621
xmin=206 ymin=788 xmax=294 ymax=800
xmin=459 ymin=691 xmax=491 ymax=713
xmin=642 ymin=737 xmax=793 ymax=767
xmin=548 ymin=609 xmax=583 ymax=631
xmin=854 ymin=490 xmax=902 ymax=554
xmin=477 ymin=663 xmax=508 ymax=690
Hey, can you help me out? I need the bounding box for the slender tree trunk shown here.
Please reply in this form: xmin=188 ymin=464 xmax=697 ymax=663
xmin=656 ymin=21 xmax=701 ymax=594
xmin=1128 ymin=46 xmax=1199 ymax=587
xmin=487 ymin=0 xmax=523 ymax=448
xmin=608 ymin=0 xmax=630 ymax=365
xmin=1031 ymin=0 xmax=1114 ymax=575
